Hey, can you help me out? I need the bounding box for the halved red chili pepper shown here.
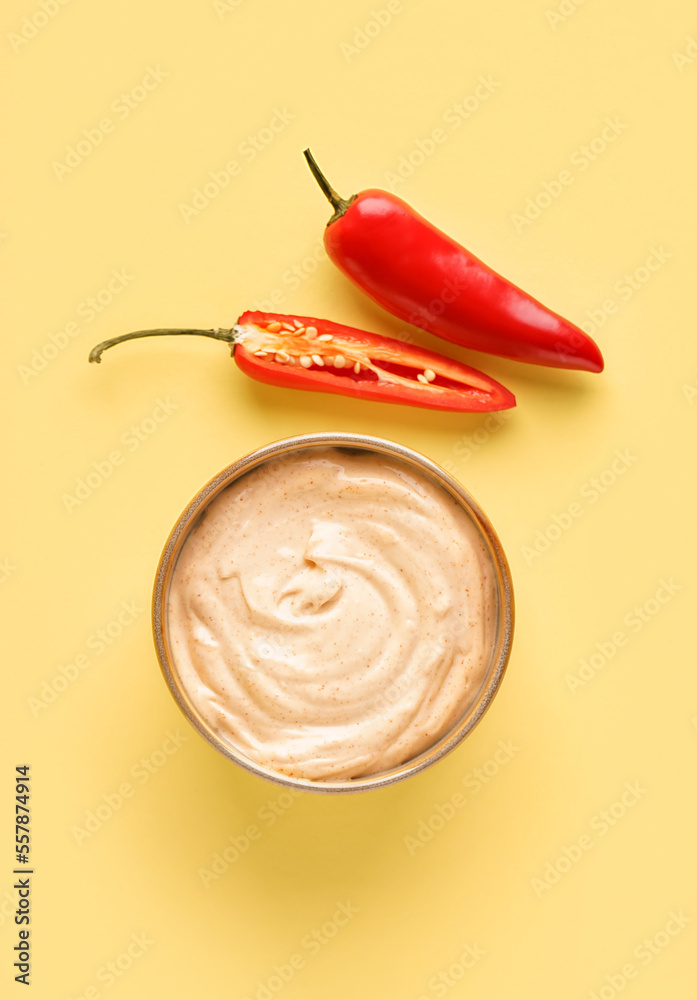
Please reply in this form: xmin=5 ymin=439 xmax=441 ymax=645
xmin=88 ymin=311 xmax=515 ymax=412
xmin=304 ymin=149 xmax=604 ymax=374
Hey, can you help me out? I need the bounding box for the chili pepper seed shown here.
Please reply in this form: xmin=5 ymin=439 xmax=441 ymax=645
xmin=424 ymin=369 xmax=436 ymax=382
xmin=266 ymin=322 xmax=282 ymax=333
xmin=354 ymin=362 xmax=361 ymax=374
xmin=311 ymin=354 xmax=324 ymax=367
xmin=318 ymin=333 xmax=333 ymax=342
xmin=299 ymin=356 xmax=312 ymax=368
xmin=305 ymin=326 xmax=318 ymax=339
xmin=334 ymin=355 xmax=346 ymax=368
xmin=417 ymin=374 xmax=428 ymax=384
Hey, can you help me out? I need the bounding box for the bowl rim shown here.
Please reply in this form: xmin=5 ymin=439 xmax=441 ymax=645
xmin=152 ymin=432 xmax=515 ymax=794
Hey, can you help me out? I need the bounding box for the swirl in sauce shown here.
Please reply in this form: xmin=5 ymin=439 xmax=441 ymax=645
xmin=166 ymin=448 xmax=496 ymax=780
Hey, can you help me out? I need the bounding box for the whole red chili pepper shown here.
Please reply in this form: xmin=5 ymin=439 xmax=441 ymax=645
xmin=89 ymin=311 xmax=515 ymax=413
xmin=303 ymin=150 xmax=604 ymax=374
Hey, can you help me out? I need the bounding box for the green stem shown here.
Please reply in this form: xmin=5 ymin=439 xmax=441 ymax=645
xmin=303 ymin=148 xmax=356 ymax=223
xmin=88 ymin=327 xmax=238 ymax=364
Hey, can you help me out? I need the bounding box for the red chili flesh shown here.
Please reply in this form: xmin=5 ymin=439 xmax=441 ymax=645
xmin=234 ymin=312 xmax=515 ymax=412
xmin=304 ymin=150 xmax=604 ymax=374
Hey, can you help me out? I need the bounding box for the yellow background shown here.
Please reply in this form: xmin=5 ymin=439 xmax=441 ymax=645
xmin=2 ymin=0 xmax=696 ymax=996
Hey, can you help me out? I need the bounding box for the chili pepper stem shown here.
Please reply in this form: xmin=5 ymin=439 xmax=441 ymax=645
xmin=303 ymin=149 xmax=356 ymax=223
xmin=88 ymin=327 xmax=238 ymax=364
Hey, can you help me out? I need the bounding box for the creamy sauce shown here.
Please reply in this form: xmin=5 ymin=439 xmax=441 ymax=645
xmin=166 ymin=448 xmax=496 ymax=780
